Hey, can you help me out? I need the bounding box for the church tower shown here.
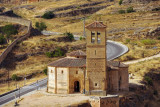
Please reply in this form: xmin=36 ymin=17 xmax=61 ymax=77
xmin=85 ymin=21 xmax=107 ymax=96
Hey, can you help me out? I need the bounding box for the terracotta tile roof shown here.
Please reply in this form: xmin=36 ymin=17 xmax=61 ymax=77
xmin=85 ymin=21 xmax=106 ymax=29
xmin=48 ymin=58 xmax=86 ymax=67
xmin=67 ymin=50 xmax=86 ymax=57
xmin=107 ymin=61 xmax=128 ymax=68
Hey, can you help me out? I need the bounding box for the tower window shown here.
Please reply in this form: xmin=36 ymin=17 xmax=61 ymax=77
xmin=91 ymin=32 xmax=95 ymax=43
xmin=51 ymin=70 xmax=53 ymax=73
xmin=95 ymin=50 xmax=96 ymax=55
xmin=61 ymin=70 xmax=63 ymax=74
xmin=97 ymin=32 xmax=101 ymax=44
xmin=95 ymin=83 xmax=97 ymax=86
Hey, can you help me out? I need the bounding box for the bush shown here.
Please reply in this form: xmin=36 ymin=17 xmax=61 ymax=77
xmin=118 ymin=10 xmax=125 ymax=14
xmin=0 ymin=35 xmax=6 ymax=45
xmin=64 ymin=32 xmax=74 ymax=41
xmin=35 ymin=22 xmax=47 ymax=31
xmin=125 ymin=38 xmax=130 ymax=43
xmin=80 ymin=36 xmax=85 ymax=40
xmin=127 ymin=7 xmax=135 ymax=13
xmin=45 ymin=47 xmax=65 ymax=58
xmin=141 ymin=39 xmax=156 ymax=45
xmin=152 ymin=7 xmax=160 ymax=11
xmin=42 ymin=11 xmax=55 ymax=19
xmin=11 ymin=74 xmax=18 ymax=81
xmin=119 ymin=0 xmax=123 ymax=5
xmin=43 ymin=68 xmax=47 ymax=75
xmin=157 ymin=36 xmax=160 ymax=40
xmin=144 ymin=76 xmax=153 ymax=86
xmin=1 ymin=24 xmax=18 ymax=42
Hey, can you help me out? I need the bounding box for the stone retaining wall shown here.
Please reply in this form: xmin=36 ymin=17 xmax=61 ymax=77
xmin=0 ymin=16 xmax=32 ymax=65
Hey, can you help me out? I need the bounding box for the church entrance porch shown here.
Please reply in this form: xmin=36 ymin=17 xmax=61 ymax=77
xmin=74 ymin=81 xmax=80 ymax=92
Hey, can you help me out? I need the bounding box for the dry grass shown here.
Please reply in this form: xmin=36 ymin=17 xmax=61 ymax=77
xmin=129 ymin=57 xmax=160 ymax=77
xmin=0 ymin=74 xmax=46 ymax=94
xmin=115 ymin=38 xmax=160 ymax=61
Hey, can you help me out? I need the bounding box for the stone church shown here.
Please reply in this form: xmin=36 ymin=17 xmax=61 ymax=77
xmin=47 ymin=21 xmax=129 ymax=96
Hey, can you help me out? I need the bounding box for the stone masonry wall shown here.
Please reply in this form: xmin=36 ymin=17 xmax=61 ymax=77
xmin=0 ymin=16 xmax=32 ymax=65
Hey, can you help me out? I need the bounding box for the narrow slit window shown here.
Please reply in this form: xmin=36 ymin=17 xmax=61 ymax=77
xmin=61 ymin=70 xmax=63 ymax=74
xmin=97 ymin=32 xmax=101 ymax=44
xmin=95 ymin=83 xmax=97 ymax=86
xmin=95 ymin=50 xmax=96 ymax=55
xmin=76 ymin=71 xmax=78 ymax=74
xmin=91 ymin=32 xmax=95 ymax=43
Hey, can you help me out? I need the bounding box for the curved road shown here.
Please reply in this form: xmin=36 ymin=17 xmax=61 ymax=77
xmin=0 ymin=31 xmax=128 ymax=106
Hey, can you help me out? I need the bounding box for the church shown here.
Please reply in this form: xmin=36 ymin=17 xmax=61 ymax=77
xmin=47 ymin=21 xmax=129 ymax=96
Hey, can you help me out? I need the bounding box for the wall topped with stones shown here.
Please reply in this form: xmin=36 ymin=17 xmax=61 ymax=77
xmin=0 ymin=16 xmax=32 ymax=65
xmin=89 ymin=95 xmax=119 ymax=107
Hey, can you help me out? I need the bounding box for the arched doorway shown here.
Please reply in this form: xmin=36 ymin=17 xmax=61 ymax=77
xmin=74 ymin=81 xmax=80 ymax=92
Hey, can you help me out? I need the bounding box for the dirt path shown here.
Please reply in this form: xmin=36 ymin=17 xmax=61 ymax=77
xmin=123 ymin=53 xmax=160 ymax=65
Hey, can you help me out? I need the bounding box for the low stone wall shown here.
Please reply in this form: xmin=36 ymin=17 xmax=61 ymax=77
xmin=89 ymin=95 xmax=119 ymax=107
xmin=0 ymin=16 xmax=32 ymax=65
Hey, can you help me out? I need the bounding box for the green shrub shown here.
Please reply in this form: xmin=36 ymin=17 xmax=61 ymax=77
xmin=0 ymin=34 xmax=6 ymax=45
xmin=1 ymin=24 xmax=18 ymax=42
xmin=141 ymin=39 xmax=156 ymax=45
xmin=53 ymin=47 xmax=64 ymax=57
xmin=35 ymin=22 xmax=47 ymax=31
xmin=80 ymin=36 xmax=85 ymax=40
xmin=144 ymin=76 xmax=153 ymax=86
xmin=45 ymin=47 xmax=65 ymax=58
xmin=42 ymin=11 xmax=55 ymax=19
xmin=127 ymin=7 xmax=135 ymax=13
xmin=11 ymin=74 xmax=18 ymax=81
xmin=125 ymin=38 xmax=130 ymax=43
xmin=45 ymin=51 xmax=54 ymax=58
xmin=118 ymin=10 xmax=125 ymax=14
xmin=157 ymin=36 xmax=160 ymax=40
xmin=152 ymin=7 xmax=160 ymax=11
xmin=64 ymin=32 xmax=74 ymax=41
xmin=119 ymin=0 xmax=123 ymax=5
xmin=43 ymin=68 xmax=47 ymax=75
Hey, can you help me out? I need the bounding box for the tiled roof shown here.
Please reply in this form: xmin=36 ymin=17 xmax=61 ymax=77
xmin=67 ymin=50 xmax=86 ymax=57
xmin=48 ymin=58 xmax=86 ymax=67
xmin=107 ymin=61 xmax=128 ymax=68
xmin=85 ymin=21 xmax=106 ymax=29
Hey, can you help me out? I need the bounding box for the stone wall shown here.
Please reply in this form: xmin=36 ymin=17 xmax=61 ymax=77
xmin=89 ymin=95 xmax=119 ymax=107
xmin=0 ymin=16 xmax=32 ymax=65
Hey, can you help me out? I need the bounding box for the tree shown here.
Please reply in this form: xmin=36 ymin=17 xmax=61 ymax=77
xmin=1 ymin=24 xmax=18 ymax=43
xmin=64 ymin=32 xmax=74 ymax=41
xmin=11 ymin=74 xmax=18 ymax=81
xmin=127 ymin=7 xmax=135 ymax=13
xmin=0 ymin=34 xmax=6 ymax=45
xmin=35 ymin=22 xmax=47 ymax=31
xmin=119 ymin=0 xmax=123 ymax=5
xmin=42 ymin=11 xmax=55 ymax=19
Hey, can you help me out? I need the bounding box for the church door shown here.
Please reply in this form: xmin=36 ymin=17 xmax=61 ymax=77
xmin=74 ymin=81 xmax=80 ymax=92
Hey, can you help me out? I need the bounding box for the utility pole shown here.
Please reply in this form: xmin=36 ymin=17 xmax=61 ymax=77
xmin=8 ymin=70 xmax=9 ymax=89
xmin=82 ymin=17 xmax=86 ymax=37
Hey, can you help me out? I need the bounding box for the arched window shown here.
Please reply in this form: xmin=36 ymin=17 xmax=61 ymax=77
xmin=97 ymin=32 xmax=101 ymax=44
xmin=91 ymin=32 xmax=95 ymax=43
xmin=51 ymin=70 xmax=53 ymax=73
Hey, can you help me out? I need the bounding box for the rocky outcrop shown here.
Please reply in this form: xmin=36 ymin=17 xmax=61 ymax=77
xmin=147 ymin=26 xmax=160 ymax=37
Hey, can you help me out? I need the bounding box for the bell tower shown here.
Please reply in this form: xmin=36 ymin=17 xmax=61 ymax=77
xmin=85 ymin=21 xmax=107 ymax=96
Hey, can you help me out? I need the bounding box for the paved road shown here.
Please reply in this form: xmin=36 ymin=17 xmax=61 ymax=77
xmin=0 ymin=31 xmax=128 ymax=106
xmin=0 ymin=78 xmax=48 ymax=106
